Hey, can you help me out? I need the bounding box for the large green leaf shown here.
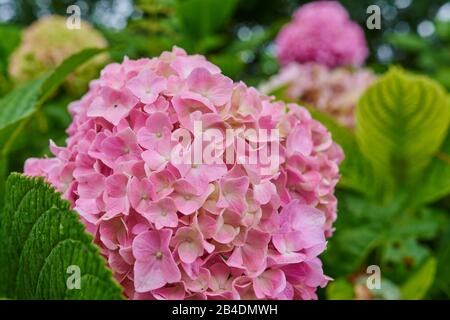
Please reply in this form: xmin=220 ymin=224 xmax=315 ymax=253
xmin=0 ymin=79 xmax=45 ymax=154
xmin=0 ymin=156 xmax=7 ymax=209
xmin=0 ymin=49 xmax=106 ymax=211
xmin=16 ymin=208 xmax=90 ymax=299
xmin=0 ymin=173 xmax=123 ymax=300
xmin=35 ymin=239 xmax=120 ymax=299
xmin=0 ymin=48 xmax=106 ymax=156
xmin=413 ymin=132 xmax=450 ymax=206
xmin=400 ymin=257 xmax=437 ymax=300
xmin=356 ymin=68 xmax=449 ymax=193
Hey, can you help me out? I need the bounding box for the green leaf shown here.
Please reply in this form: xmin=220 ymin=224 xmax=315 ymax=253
xmin=309 ymin=109 xmax=378 ymax=197
xmin=16 ymin=208 xmax=91 ymax=299
xmin=413 ymin=131 xmax=450 ymax=206
xmin=0 ymin=79 xmax=45 ymax=153
xmin=0 ymin=173 xmax=123 ymax=300
xmin=210 ymin=53 xmax=245 ymax=79
xmin=39 ymin=48 xmax=107 ymax=101
xmin=0 ymin=24 xmax=21 ymax=75
xmin=326 ymin=278 xmax=355 ymax=300
xmin=176 ymin=0 xmax=238 ymax=40
xmin=35 ymin=239 xmax=121 ymax=300
xmin=5 ymin=183 xmax=68 ymax=296
xmin=0 ymin=156 xmax=7 ymax=209
xmin=323 ymin=189 xmax=426 ymax=279
xmin=65 ymin=275 xmax=126 ymax=300
xmin=436 ymin=228 xmax=450 ymax=297
xmin=0 ymin=24 xmax=21 ymax=55
xmin=382 ymin=238 xmax=429 ymax=271
xmin=356 ymin=68 xmax=450 ymax=193
xmin=386 ymin=33 xmax=428 ymax=52
xmin=388 ymin=207 xmax=441 ymax=241
xmin=323 ymin=192 xmax=388 ymax=277
xmin=436 ymin=21 xmax=450 ymax=40
xmin=326 ymin=227 xmax=380 ymax=275
xmin=0 ymin=48 xmax=107 ymax=156
xmin=400 ymin=257 xmax=437 ymax=300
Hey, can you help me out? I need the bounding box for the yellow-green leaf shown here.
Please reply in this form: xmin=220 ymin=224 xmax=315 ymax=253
xmin=400 ymin=257 xmax=437 ymax=300
xmin=356 ymin=68 xmax=449 ymax=192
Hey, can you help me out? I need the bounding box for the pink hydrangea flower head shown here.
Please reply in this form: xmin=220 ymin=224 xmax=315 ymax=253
xmin=276 ymin=1 xmax=369 ymax=67
xmin=24 ymin=47 xmax=343 ymax=300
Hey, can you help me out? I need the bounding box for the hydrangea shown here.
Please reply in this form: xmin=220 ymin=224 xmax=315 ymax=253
xmin=24 ymin=47 xmax=343 ymax=300
xmin=276 ymin=1 xmax=368 ymax=68
xmin=260 ymin=63 xmax=376 ymax=128
xmin=9 ymin=15 xmax=108 ymax=96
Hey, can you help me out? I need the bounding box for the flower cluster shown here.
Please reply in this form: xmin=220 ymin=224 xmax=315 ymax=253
xmin=9 ymin=15 xmax=108 ymax=96
xmin=260 ymin=63 xmax=377 ymax=128
xmin=276 ymin=1 xmax=368 ymax=68
xmin=25 ymin=47 xmax=343 ymax=300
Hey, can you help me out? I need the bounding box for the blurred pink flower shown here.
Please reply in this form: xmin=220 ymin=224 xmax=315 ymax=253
xmin=276 ymin=1 xmax=369 ymax=67
xmin=260 ymin=63 xmax=377 ymax=128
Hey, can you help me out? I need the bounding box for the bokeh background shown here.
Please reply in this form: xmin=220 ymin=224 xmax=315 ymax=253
xmin=2 ymin=0 xmax=449 ymax=85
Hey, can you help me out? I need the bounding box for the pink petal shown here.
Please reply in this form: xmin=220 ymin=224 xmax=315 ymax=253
xmin=217 ymin=176 xmax=249 ymax=214
xmin=105 ymin=173 xmax=128 ymax=197
xmin=134 ymin=258 xmax=166 ymax=292
xmin=178 ymin=241 xmax=201 ymax=264
xmin=172 ymin=180 xmax=214 ymax=215
xmin=286 ymin=125 xmax=313 ymax=156
xmin=253 ymin=269 xmax=286 ymax=299
xmin=77 ymin=173 xmax=105 ymax=199
xmin=126 ymin=68 xmax=166 ymax=104
xmin=144 ymin=198 xmax=178 ymax=229
xmin=253 ymin=181 xmax=276 ymax=205
xmin=152 ymin=283 xmax=185 ymax=300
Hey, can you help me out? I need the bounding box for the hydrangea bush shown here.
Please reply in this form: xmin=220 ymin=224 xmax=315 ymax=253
xmin=24 ymin=47 xmax=343 ymax=300
xmin=276 ymin=1 xmax=368 ymax=68
xmin=9 ymin=15 xmax=108 ymax=96
xmin=260 ymin=63 xmax=376 ymax=128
